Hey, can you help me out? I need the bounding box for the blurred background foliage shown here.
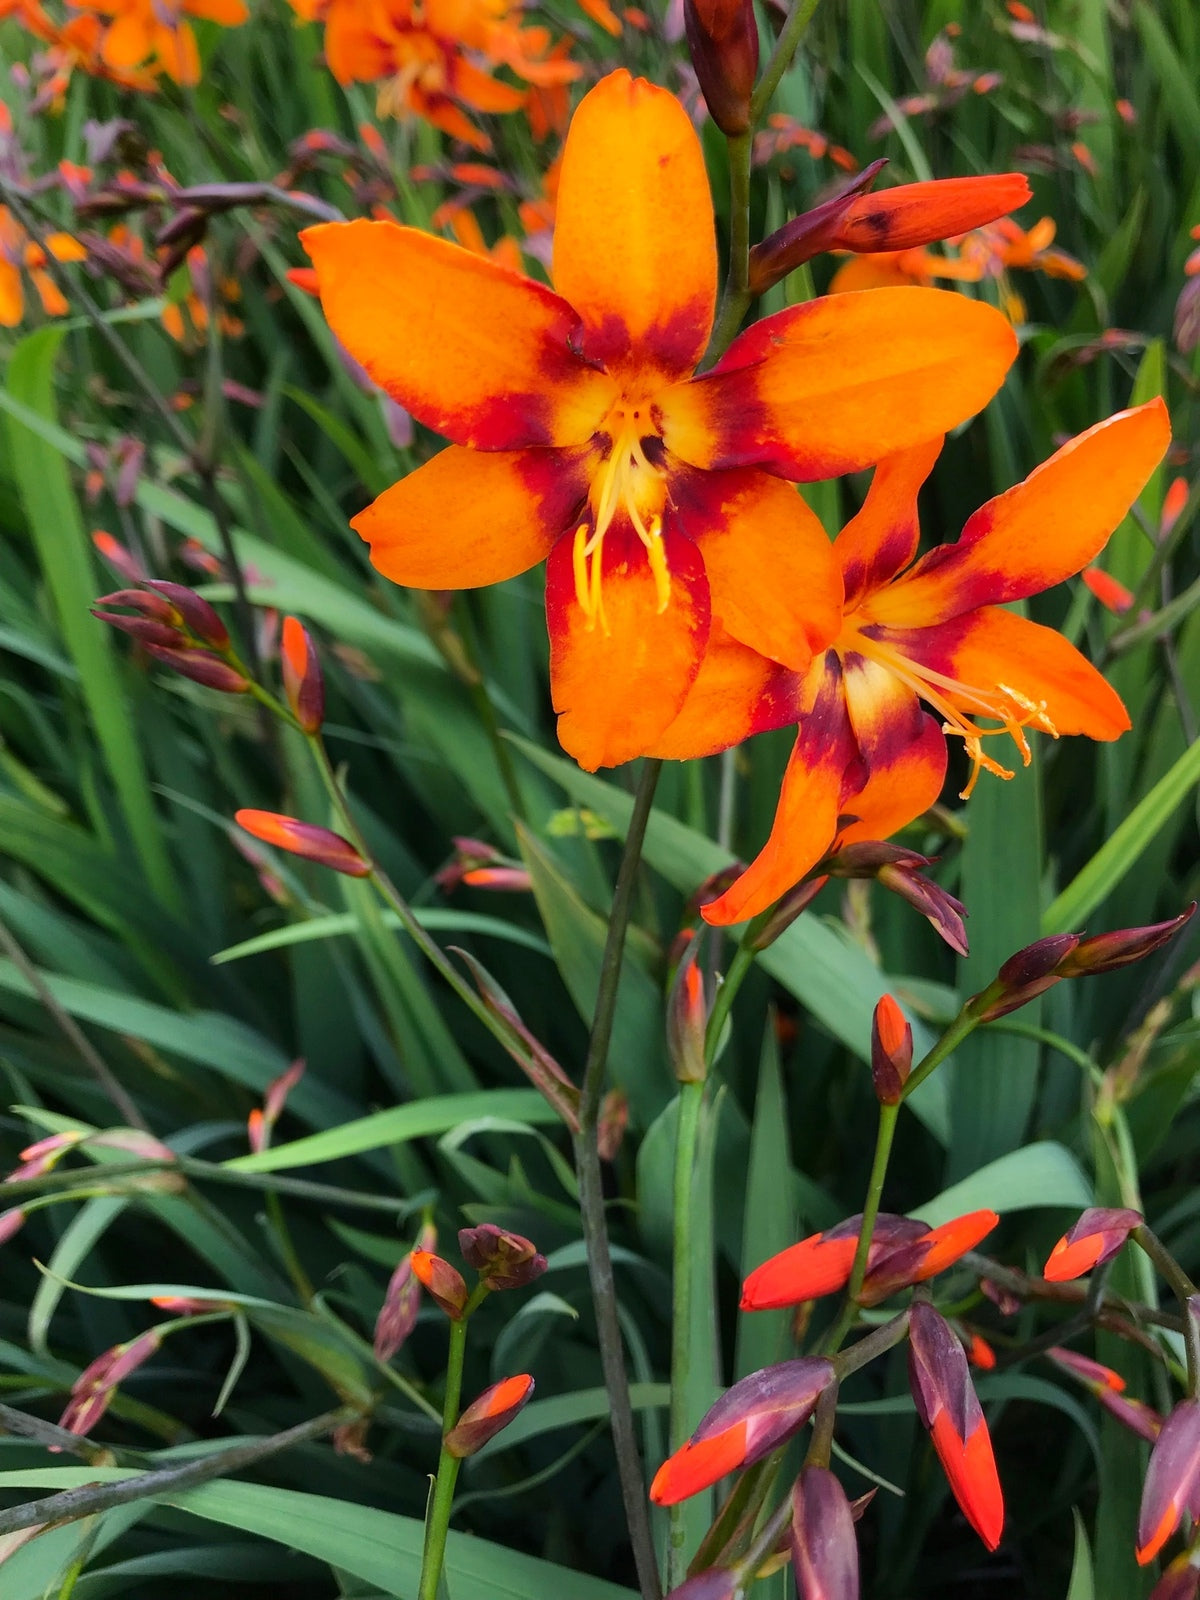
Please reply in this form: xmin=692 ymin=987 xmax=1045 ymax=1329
xmin=0 ymin=0 xmax=1196 ymax=1595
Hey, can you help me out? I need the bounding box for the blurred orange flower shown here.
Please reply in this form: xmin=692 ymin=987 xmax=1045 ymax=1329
xmin=68 ymin=0 xmax=248 ymax=85
xmin=0 ymin=206 xmax=85 ymax=326
xmin=651 ymin=403 xmax=1171 ymax=926
xmin=303 ymin=71 xmax=1017 ymax=770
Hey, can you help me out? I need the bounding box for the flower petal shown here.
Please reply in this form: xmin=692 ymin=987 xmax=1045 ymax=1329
xmin=659 ymin=288 xmax=1016 ymax=480
xmin=672 ymin=465 xmax=842 ymax=667
xmin=702 ymin=663 xmax=857 ymax=925
xmin=647 ymin=623 xmax=800 ymax=760
xmin=301 ymin=219 xmax=614 ymax=449
xmin=889 ymin=608 xmax=1130 ymax=740
xmin=836 ymin=437 xmax=942 ymax=608
xmin=837 ymin=654 xmax=948 ymax=842
xmin=872 ymin=401 xmax=1172 ymax=623
xmin=551 ymin=70 xmax=717 ymax=381
xmin=546 ymin=515 xmax=710 ymax=769
xmin=353 ymin=443 xmax=592 ymax=589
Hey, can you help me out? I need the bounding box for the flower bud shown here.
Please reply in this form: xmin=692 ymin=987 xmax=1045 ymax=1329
xmin=58 ymin=1327 xmax=162 ymax=1438
xmin=908 ymin=1302 xmax=1004 ymax=1551
xmin=749 ymin=875 xmax=828 ymax=950
xmin=141 ymin=579 xmax=229 ymax=649
xmin=871 ymin=994 xmax=912 ymax=1104
xmin=791 ymin=1466 xmax=860 ymax=1600
xmin=1097 ymin=1388 xmax=1163 ymax=1444
xmin=833 ymin=174 xmax=1030 ymax=253
xmin=150 ymin=1294 xmax=229 ymax=1314
xmin=452 ymin=948 xmax=580 ymax=1131
xmin=249 ymin=1058 xmax=306 ymax=1152
xmin=458 ymin=1224 xmax=547 ymax=1290
xmin=1149 ymin=1555 xmax=1200 ymax=1600
xmin=747 ymin=162 xmax=887 ymax=296
xmin=444 ymin=1373 xmax=535 ymax=1457
xmin=280 ymin=616 xmax=325 ymax=734
xmin=963 ymin=1331 xmax=996 ymax=1371
xmin=1042 ymin=1207 xmax=1141 ymax=1281
xmin=742 ymin=1214 xmax=924 ymax=1310
xmin=823 ymin=843 xmax=968 ymax=953
xmin=234 ymin=810 xmax=370 ymax=877
xmin=92 ymin=608 xmax=185 ymax=648
xmin=859 ymin=1210 xmax=998 ymax=1307
xmin=1059 ymin=906 xmax=1196 ymax=978
xmin=374 ymin=1223 xmax=436 ymax=1362
xmin=667 ymin=931 xmax=708 ymax=1084
xmin=143 ymin=643 xmax=250 ymax=693
xmin=683 ymin=0 xmax=758 ymax=136
xmin=92 ymin=530 xmax=147 ymax=582
xmin=0 ymin=1206 xmax=27 ymax=1244
xmin=1138 ymin=1399 xmax=1200 ymax=1566
xmin=410 ymin=1249 xmax=469 ymax=1319
xmin=650 ymin=1358 xmax=835 ymax=1505
xmin=1047 ymin=1347 xmax=1126 ymax=1392
xmin=1082 ymin=566 xmax=1135 ymax=616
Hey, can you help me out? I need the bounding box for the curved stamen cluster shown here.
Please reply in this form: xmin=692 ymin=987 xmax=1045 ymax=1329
xmin=574 ymin=407 xmax=670 ymax=631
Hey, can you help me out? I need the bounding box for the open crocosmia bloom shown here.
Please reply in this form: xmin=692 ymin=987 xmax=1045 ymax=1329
xmin=659 ymin=400 xmax=1170 ymax=924
xmin=301 ymin=69 xmax=1019 ymax=771
xmin=71 ymin=0 xmax=249 ymax=85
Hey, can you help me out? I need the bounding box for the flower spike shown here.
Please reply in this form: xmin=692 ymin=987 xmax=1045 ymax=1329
xmin=649 ymin=1359 xmax=835 ymax=1505
xmin=909 ymin=1302 xmax=1004 ymax=1551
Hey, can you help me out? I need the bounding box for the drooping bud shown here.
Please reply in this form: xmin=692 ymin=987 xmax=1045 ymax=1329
xmin=742 ymin=1214 xmax=923 ymax=1310
xmin=374 ymin=1222 xmax=436 ymax=1361
xmin=234 ymin=810 xmax=370 ymax=877
xmin=825 ymin=844 xmax=969 ymax=955
xmin=1137 ymin=1399 xmax=1200 ymax=1566
xmin=1042 ymin=1207 xmax=1141 ymax=1281
xmin=908 ymin=1302 xmax=1004 ymax=1551
xmin=444 ymin=1374 xmax=535 ymax=1457
xmin=1047 ymin=1347 xmax=1126 ymax=1392
xmin=410 ymin=1249 xmax=469 ymax=1319
xmin=143 ymin=644 xmax=250 ymax=693
xmin=650 ymin=1358 xmax=835 ymax=1505
xmin=58 ymin=1327 xmax=162 ymax=1438
xmin=280 ymin=616 xmax=325 ymax=734
xmin=667 ymin=930 xmax=709 ymax=1084
xmin=249 ymin=1058 xmax=306 ymax=1152
xmin=859 ymin=1210 xmax=999 ymax=1306
xmin=683 ymin=0 xmax=759 ymax=136
xmin=871 ymin=994 xmax=912 ymax=1105
xmin=458 ymin=1224 xmax=547 ymax=1291
xmin=791 ymin=1466 xmax=860 ymax=1600
xmin=452 ymin=948 xmax=580 ymax=1131
xmin=1097 ymin=1388 xmax=1163 ymax=1444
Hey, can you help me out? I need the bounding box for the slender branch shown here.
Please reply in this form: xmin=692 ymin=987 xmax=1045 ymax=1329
xmin=821 ymin=1104 xmax=899 ymax=1355
xmin=0 ymin=1406 xmax=355 ymax=1538
xmin=573 ymin=758 xmax=664 ymax=1600
xmin=750 ymin=0 xmax=824 ymax=122
xmin=667 ymin=1076 xmax=706 ymax=1591
xmin=962 ymin=1251 xmax=1187 ymax=1334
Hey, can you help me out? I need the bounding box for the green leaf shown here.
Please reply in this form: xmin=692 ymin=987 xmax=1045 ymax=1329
xmin=211 ymin=907 xmax=550 ymax=963
xmin=1067 ymin=1509 xmax=1096 ymax=1600
xmin=912 ymin=1142 xmax=1091 ymax=1226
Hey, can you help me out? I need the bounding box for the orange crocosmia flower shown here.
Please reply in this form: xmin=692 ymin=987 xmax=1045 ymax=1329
xmin=664 ymin=401 xmax=1170 ymax=925
xmin=962 ymin=215 xmax=1086 ymax=284
xmin=0 ymin=207 xmax=86 ymax=327
xmin=829 ymin=244 xmax=984 ymax=294
xmin=302 ymin=71 xmax=1018 ymax=770
xmin=70 ymin=0 xmax=248 ymax=86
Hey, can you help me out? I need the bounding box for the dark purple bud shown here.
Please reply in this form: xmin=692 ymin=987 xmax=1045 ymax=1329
xmin=1060 ymin=906 xmax=1195 ymax=977
xmin=142 ymin=645 xmax=249 ymax=692
xmin=791 ymin=1466 xmax=860 ymax=1600
xmin=683 ymin=0 xmax=759 ymax=136
xmin=92 ymin=610 xmax=187 ymax=648
xmin=1138 ymin=1400 xmax=1200 ymax=1565
xmin=458 ymin=1224 xmax=547 ymax=1291
xmin=142 ymin=580 xmax=230 ymax=650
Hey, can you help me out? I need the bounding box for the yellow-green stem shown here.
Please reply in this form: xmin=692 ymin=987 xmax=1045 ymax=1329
xmin=667 ymin=1076 xmax=707 ymax=1590
xmin=418 ymin=1284 xmax=489 ymax=1600
xmin=821 ymin=1103 xmax=899 ymax=1355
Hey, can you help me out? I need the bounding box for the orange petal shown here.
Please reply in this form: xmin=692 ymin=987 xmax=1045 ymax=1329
xmin=301 ymin=219 xmax=613 ymax=449
xmin=46 ymin=231 xmax=87 ymax=263
xmin=0 ymin=261 xmax=23 ymax=327
xmin=100 ymin=10 xmax=150 ymax=67
xmin=740 ymin=1233 xmax=857 ymax=1310
xmin=702 ymin=664 xmax=854 ymax=925
xmin=837 ymin=655 xmax=947 ymax=843
xmin=552 ymin=70 xmax=717 ymax=381
xmin=930 ymin=1412 xmax=1004 ymax=1551
xmin=833 ymin=175 xmax=1031 ymax=253
xmin=829 ymin=253 xmax=922 ymax=292
xmin=546 ymin=515 xmax=710 ymax=769
xmin=647 ymin=623 xmax=800 ymax=760
xmin=353 ymin=443 xmax=591 ymax=589
xmin=186 ymin=0 xmax=248 ymax=19
xmin=660 ymin=288 xmax=1017 ymax=481
xmin=898 ymin=608 xmax=1130 ymax=740
xmin=1043 ymin=1233 xmax=1106 ymax=1281
xmin=154 ymin=19 xmax=200 ymax=83
xmin=874 ymin=401 xmax=1172 ymax=623
xmin=673 ymin=465 xmax=842 ymax=668
xmin=649 ymin=1423 xmax=747 ymax=1505
xmin=835 ymin=436 xmax=942 ymax=607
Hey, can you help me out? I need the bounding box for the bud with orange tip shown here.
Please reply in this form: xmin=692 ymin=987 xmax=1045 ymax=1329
xmin=249 ymin=1058 xmax=305 ymax=1153
xmin=280 ymin=616 xmax=324 ymax=734
xmin=683 ymin=0 xmax=758 ymax=136
xmin=1058 ymin=906 xmax=1196 ymax=978
xmin=59 ymin=1326 xmax=162 ymax=1438
xmin=444 ymin=1373 xmax=535 ymax=1457
xmin=667 ymin=930 xmax=708 ymax=1084
xmin=1137 ymin=1400 xmax=1200 ymax=1566
xmin=1042 ymin=1207 xmax=1141 ymax=1281
xmin=374 ymin=1221 xmax=436 ymax=1361
xmin=92 ymin=529 xmax=147 ymax=582
xmin=141 ymin=579 xmax=229 ymax=650
xmin=908 ymin=1302 xmax=1004 ymax=1551
xmin=1149 ymin=1555 xmax=1200 ymax=1600
xmin=871 ymin=994 xmax=912 ymax=1105
xmin=1083 ymin=566 xmax=1136 ymax=616
xmin=234 ymin=810 xmax=370 ymax=877
xmin=857 ymin=1210 xmax=999 ymax=1307
xmin=963 ymin=1330 xmax=996 ymax=1371
xmin=458 ymin=1224 xmax=547 ymax=1291
xmin=411 ymin=1249 xmax=469 ymax=1319
xmin=1047 ymin=1347 xmax=1127 ymax=1393
xmin=649 ymin=1358 xmax=835 ymax=1505
xmin=791 ymin=1466 xmax=860 ymax=1600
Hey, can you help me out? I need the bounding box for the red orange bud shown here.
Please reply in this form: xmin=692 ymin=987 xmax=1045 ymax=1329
xmin=92 ymin=530 xmax=147 ymax=582
xmin=742 ymin=1214 xmax=926 ymax=1311
xmin=1043 ymin=1207 xmax=1141 ymax=1281
xmin=234 ymin=810 xmax=370 ymax=877
xmin=650 ymin=1358 xmax=835 ymax=1504
xmin=1082 ymin=566 xmax=1135 ymax=615
xmin=871 ymin=994 xmax=912 ymax=1104
xmin=375 ymin=1226 xmax=435 ymax=1362
xmin=59 ymin=1327 xmax=162 ymax=1437
xmin=667 ymin=933 xmax=709 ymax=1084
xmin=142 ymin=580 xmax=229 ymax=649
xmin=1047 ymin=1347 xmax=1126 ymax=1392
xmin=1058 ymin=906 xmax=1196 ymax=978
xmin=908 ymin=1302 xmax=1004 ymax=1551
xmin=683 ymin=0 xmax=758 ymax=136
xmin=860 ymin=1211 xmax=999 ymax=1306
xmin=1137 ymin=1399 xmax=1200 ymax=1565
xmin=1162 ymin=477 xmax=1189 ymax=536
xmin=458 ymin=1224 xmax=547 ymax=1290
xmin=444 ymin=1373 xmax=535 ymax=1457
xmin=747 ymin=162 xmax=885 ymax=296
xmin=151 ymin=1295 xmax=228 ymax=1314
xmin=833 ymin=173 xmax=1030 ymax=253
xmin=791 ymin=1466 xmax=860 ymax=1600
xmin=143 ymin=644 xmax=250 ymax=692
xmin=410 ymin=1249 xmax=468 ymax=1318
xmin=280 ymin=616 xmax=324 ymax=733
xmin=963 ymin=1332 xmax=996 ymax=1371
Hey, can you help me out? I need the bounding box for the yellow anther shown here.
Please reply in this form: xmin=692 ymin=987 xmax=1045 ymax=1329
xmin=573 ymin=524 xmax=592 ymax=623
xmin=644 ymin=518 xmax=671 ymax=613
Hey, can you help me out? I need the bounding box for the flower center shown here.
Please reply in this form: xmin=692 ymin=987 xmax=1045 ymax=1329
xmin=573 ymin=401 xmax=669 ymax=634
xmin=847 ymin=625 xmax=1059 ymax=798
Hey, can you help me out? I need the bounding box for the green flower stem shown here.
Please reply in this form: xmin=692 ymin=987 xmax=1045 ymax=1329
xmin=418 ymin=1285 xmax=488 ymax=1600
xmin=901 ymin=1007 xmax=981 ymax=1102
xmin=573 ymin=759 xmax=664 ymax=1600
xmin=667 ymin=1075 xmax=706 ymax=1591
xmin=1134 ymin=1225 xmax=1200 ymax=1393
xmin=749 ymin=0 xmax=823 ymax=122
xmin=821 ymin=1103 xmax=899 ymax=1356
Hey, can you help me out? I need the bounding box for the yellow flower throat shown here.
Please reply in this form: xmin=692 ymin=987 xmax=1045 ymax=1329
xmin=573 ymin=403 xmax=670 ymax=633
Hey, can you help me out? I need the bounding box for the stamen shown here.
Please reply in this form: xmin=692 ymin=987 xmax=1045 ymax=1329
xmin=572 ymin=524 xmax=592 ymax=623
xmin=574 ymin=406 xmax=670 ymax=628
